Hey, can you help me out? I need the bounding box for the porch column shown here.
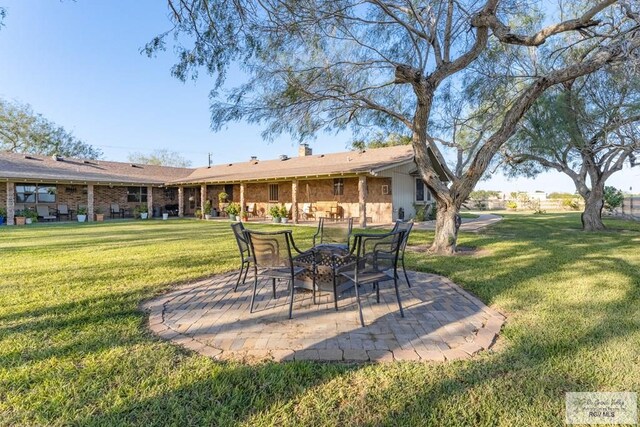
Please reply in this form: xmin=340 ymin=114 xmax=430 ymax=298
xmin=147 ymin=185 xmax=153 ymax=218
xmin=178 ymin=186 xmax=184 ymax=218
xmin=6 ymin=182 xmax=15 ymax=226
xmin=292 ymin=179 xmax=299 ymax=224
xmin=200 ymin=184 xmax=206 ymax=216
xmin=358 ymin=175 xmax=367 ymax=228
xmin=240 ymin=183 xmax=246 ymax=220
xmin=87 ymin=184 xmax=94 ymax=222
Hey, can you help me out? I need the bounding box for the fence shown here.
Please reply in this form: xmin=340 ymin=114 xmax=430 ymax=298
xmin=465 ymin=198 xmax=583 ymax=211
xmin=620 ymin=196 xmax=640 ymax=220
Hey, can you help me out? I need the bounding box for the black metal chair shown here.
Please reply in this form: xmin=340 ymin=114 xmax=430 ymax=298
xmin=312 ymin=217 xmax=354 ymax=249
xmin=243 ymin=229 xmax=306 ymax=319
xmin=389 ymin=220 xmax=415 ymax=287
xmin=230 ymin=222 xmax=253 ymax=291
xmin=339 ymin=229 xmax=406 ymax=327
xmin=57 ymin=204 xmax=71 ymax=221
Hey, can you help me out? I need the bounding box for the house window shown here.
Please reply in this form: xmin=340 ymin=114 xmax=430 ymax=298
xmin=268 ymin=184 xmax=279 ymax=202
xmin=333 ymin=178 xmax=344 ymax=196
xmin=127 ymin=186 xmax=148 ymax=203
xmin=15 ymin=184 xmax=56 ymax=203
xmin=415 ymin=179 xmax=431 ymax=202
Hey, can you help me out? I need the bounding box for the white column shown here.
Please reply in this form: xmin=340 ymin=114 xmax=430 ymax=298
xmin=358 ymin=175 xmax=367 ymax=228
xmin=200 ymin=184 xmax=206 ymax=217
xmin=240 ymin=183 xmax=246 ymax=220
xmin=292 ymin=179 xmax=299 ymax=224
xmin=147 ymin=185 xmax=153 ymax=218
xmin=6 ymin=182 xmax=15 ymax=226
xmin=87 ymin=184 xmax=94 ymax=222
xmin=178 ymin=187 xmax=184 ymax=218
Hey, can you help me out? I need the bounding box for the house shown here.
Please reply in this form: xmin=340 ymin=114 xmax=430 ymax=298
xmin=0 ymin=144 xmax=446 ymax=226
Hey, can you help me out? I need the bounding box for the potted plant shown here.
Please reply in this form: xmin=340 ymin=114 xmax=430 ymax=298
xmin=195 ymin=208 xmax=202 ymax=219
xmin=218 ymin=192 xmax=228 ymax=204
xmin=162 ymin=211 xmax=169 ymax=220
xmin=94 ymin=207 xmax=104 ymax=222
xmin=134 ymin=205 xmax=149 ymax=219
xmin=242 ymin=211 xmax=249 ymax=222
xmin=0 ymin=207 xmax=6 ymax=225
xmin=280 ymin=205 xmax=289 ymax=223
xmin=14 ymin=210 xmax=26 ymax=226
xmin=269 ymin=205 xmax=281 ymax=223
xmin=24 ymin=208 xmax=38 ymax=225
xmin=204 ymin=200 xmax=212 ymax=220
xmin=77 ymin=207 xmax=87 ymax=222
xmin=225 ymin=202 xmax=241 ymax=221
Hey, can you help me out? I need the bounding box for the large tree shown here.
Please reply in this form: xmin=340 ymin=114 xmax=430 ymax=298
xmin=149 ymin=0 xmax=640 ymax=253
xmin=0 ymin=98 xmax=103 ymax=159
xmin=128 ymin=149 xmax=193 ymax=167
xmin=504 ymin=67 xmax=640 ymax=231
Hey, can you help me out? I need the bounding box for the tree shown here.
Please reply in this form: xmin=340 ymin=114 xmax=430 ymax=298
xmin=603 ymin=186 xmax=625 ymax=212
xmin=127 ymin=149 xmax=192 ymax=167
xmin=0 ymin=98 xmax=103 ymax=159
xmin=149 ymin=0 xmax=640 ymax=253
xmin=352 ymin=133 xmax=411 ymax=150
xmin=504 ymin=67 xmax=640 ymax=230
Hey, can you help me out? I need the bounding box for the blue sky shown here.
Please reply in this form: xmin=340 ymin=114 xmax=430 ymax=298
xmin=0 ymin=1 xmax=637 ymax=193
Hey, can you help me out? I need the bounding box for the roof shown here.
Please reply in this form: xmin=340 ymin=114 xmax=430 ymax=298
xmin=0 ymin=151 xmax=193 ymax=185
xmin=173 ymin=145 xmax=447 ymax=184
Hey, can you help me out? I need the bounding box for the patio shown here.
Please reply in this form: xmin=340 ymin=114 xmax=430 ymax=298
xmin=145 ymin=270 xmax=505 ymax=363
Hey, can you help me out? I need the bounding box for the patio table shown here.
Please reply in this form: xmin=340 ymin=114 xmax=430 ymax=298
xmin=294 ymin=243 xmax=354 ymax=294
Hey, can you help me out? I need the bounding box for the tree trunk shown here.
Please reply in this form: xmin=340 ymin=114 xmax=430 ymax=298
xmin=581 ymin=183 xmax=605 ymax=231
xmin=430 ymin=202 xmax=460 ymax=255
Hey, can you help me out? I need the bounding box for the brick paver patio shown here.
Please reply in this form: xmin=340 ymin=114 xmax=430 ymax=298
xmin=144 ymin=271 xmax=505 ymax=363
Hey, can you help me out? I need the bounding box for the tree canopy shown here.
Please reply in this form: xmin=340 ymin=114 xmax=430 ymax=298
xmin=149 ymin=0 xmax=640 ymax=253
xmin=0 ymin=98 xmax=103 ymax=159
xmin=127 ymin=149 xmax=193 ymax=167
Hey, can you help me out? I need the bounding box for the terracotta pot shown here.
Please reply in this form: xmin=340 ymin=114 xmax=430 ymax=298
xmin=15 ymin=216 xmax=26 ymax=226
xmin=95 ymin=214 xmax=104 ymax=222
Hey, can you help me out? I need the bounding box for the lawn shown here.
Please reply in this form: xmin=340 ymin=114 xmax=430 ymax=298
xmin=1 ymin=214 xmax=639 ymax=426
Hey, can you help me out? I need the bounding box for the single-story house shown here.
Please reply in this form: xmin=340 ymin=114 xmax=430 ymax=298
xmin=0 ymin=144 xmax=446 ymax=226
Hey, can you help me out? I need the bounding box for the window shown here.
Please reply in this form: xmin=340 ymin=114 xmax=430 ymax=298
xmin=127 ymin=186 xmax=148 ymax=203
xmin=16 ymin=184 xmax=56 ymax=203
xmin=415 ymin=179 xmax=431 ymax=202
xmin=333 ymin=178 xmax=344 ymax=196
xmin=268 ymin=184 xmax=279 ymax=202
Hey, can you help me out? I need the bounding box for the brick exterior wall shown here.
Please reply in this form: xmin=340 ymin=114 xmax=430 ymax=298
xmin=0 ymin=184 xmax=6 ymax=212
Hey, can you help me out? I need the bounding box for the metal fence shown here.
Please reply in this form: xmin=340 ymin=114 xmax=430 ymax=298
xmin=620 ymin=196 xmax=640 ymax=220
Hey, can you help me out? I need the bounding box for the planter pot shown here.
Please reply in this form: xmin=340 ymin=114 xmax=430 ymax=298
xmin=95 ymin=214 xmax=104 ymax=222
xmin=281 ymin=218 xmax=288 ymax=224
xmin=25 ymin=218 xmax=33 ymax=225
xmin=272 ymin=217 xmax=281 ymax=223
xmin=204 ymin=214 xmax=211 ymax=220
xmin=162 ymin=213 xmax=169 ymax=220
xmin=15 ymin=216 xmax=26 ymax=226
xmin=77 ymin=215 xmax=87 ymax=223
xmin=0 ymin=216 xmax=4 ymax=225
xmin=140 ymin=213 xmax=149 ymax=220
xmin=235 ymin=215 xmax=240 ymax=222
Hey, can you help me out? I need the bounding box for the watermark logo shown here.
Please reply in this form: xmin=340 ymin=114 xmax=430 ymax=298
xmin=566 ymin=392 xmax=637 ymax=425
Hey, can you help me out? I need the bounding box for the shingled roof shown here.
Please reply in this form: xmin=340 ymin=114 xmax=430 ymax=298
xmin=0 ymin=151 xmax=193 ymax=185
xmin=173 ymin=145 xmax=447 ymax=184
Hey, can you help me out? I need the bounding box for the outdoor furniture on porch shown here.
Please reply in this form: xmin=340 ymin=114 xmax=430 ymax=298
xmin=339 ymin=229 xmax=406 ymax=326
xmin=231 ymin=222 xmax=253 ymax=291
xmin=57 ymin=204 xmax=71 ymax=221
xmin=312 ymin=217 xmax=354 ymax=249
xmin=243 ymin=229 xmax=306 ymax=319
xmin=110 ymin=203 xmax=126 ymax=218
xmin=245 ymin=203 xmax=256 ymax=218
xmin=36 ymin=205 xmax=57 ymax=222
xmin=301 ymin=203 xmax=314 ymax=220
xmin=389 ymin=220 xmax=415 ymax=287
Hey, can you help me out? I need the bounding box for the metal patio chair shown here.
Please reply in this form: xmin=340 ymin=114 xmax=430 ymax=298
xmin=230 ymin=222 xmax=253 ymax=291
xmin=388 ymin=220 xmax=415 ymax=287
xmin=57 ymin=204 xmax=71 ymax=221
xmin=339 ymin=229 xmax=406 ymax=327
xmin=312 ymin=217 xmax=354 ymax=249
xmin=243 ymin=229 xmax=306 ymax=319
xmin=36 ymin=205 xmax=57 ymax=222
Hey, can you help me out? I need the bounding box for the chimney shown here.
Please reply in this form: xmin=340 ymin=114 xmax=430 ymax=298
xmin=249 ymin=156 xmax=258 ymax=161
xmin=298 ymin=143 xmax=312 ymax=157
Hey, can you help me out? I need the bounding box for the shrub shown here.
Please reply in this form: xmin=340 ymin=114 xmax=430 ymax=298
xmin=604 ymin=186 xmax=624 ymax=212
xmin=413 ymin=203 xmax=427 ymax=221
xmin=225 ymin=202 xmax=241 ymax=217
xmin=279 ymin=205 xmax=289 ymax=218
xmin=204 ymin=200 xmax=212 ymax=215
xmin=218 ymin=192 xmax=228 ymax=203
xmin=562 ymin=198 xmax=580 ymax=210
xmin=0 ymin=207 xmax=6 ymax=218
xmin=268 ymin=205 xmax=281 ymax=218
xmin=506 ymin=201 xmax=517 ymax=210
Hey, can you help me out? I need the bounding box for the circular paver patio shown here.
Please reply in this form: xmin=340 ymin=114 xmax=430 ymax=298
xmin=144 ymin=271 xmax=505 ymax=363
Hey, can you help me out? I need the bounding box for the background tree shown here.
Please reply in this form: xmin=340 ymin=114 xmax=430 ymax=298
xmin=504 ymin=67 xmax=640 ymax=230
xmin=149 ymin=0 xmax=640 ymax=253
xmin=603 ymin=186 xmax=625 ymax=212
xmin=128 ymin=149 xmax=192 ymax=167
xmin=0 ymin=98 xmax=103 ymax=159
xmin=351 ymin=133 xmax=411 ymax=150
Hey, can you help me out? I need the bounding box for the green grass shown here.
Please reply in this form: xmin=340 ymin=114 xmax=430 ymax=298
xmin=1 ymin=214 xmax=639 ymax=426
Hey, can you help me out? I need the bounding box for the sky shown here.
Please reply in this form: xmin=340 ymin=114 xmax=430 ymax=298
xmin=0 ymin=0 xmax=637 ymax=194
